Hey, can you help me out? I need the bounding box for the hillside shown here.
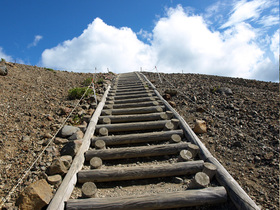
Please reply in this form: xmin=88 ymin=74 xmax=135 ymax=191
xmin=0 ymin=63 xmax=278 ymax=209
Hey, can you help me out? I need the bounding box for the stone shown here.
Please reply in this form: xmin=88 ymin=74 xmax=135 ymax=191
xmin=163 ymin=93 xmax=171 ymax=100
xmin=60 ymin=155 xmax=73 ymax=169
xmin=68 ymin=130 xmax=84 ymax=140
xmin=58 ymin=107 xmax=72 ymax=116
xmin=217 ymin=87 xmax=233 ymax=95
xmin=21 ymin=136 xmax=31 ymax=142
xmin=58 ymin=125 xmax=80 ymax=138
xmin=45 ymin=146 xmax=59 ymax=157
xmin=0 ymin=64 xmax=8 ymax=76
xmin=168 ymin=101 xmax=176 ymax=107
xmin=47 ymin=174 xmax=62 ymax=185
xmin=193 ymin=120 xmax=207 ymax=134
xmin=165 ymin=89 xmax=177 ymax=96
xmin=60 ymin=140 xmax=82 ymax=157
xmin=232 ymin=141 xmax=242 ymax=148
xmin=46 ymin=158 xmax=68 ymax=175
xmin=16 ymin=179 xmax=52 ymax=210
xmin=54 ymin=137 xmax=68 ymax=144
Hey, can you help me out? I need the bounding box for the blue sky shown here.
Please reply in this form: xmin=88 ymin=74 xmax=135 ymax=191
xmin=0 ymin=0 xmax=279 ymax=81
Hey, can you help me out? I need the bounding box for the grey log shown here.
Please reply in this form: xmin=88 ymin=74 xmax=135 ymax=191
xmin=95 ymin=140 xmax=106 ymax=149
xmin=92 ymin=130 xmax=183 ymax=146
xmin=85 ymin=142 xmax=190 ymax=161
xmin=66 ymin=186 xmax=227 ymax=210
xmin=90 ymin=157 xmax=102 ymax=169
xmin=203 ymin=162 xmax=217 ymax=180
xmin=103 ymin=101 xmax=160 ymax=109
xmin=188 ymin=172 xmax=210 ymax=189
xmin=101 ymin=106 xmax=165 ymax=116
xmin=81 ymin=182 xmax=97 ymax=198
xmin=96 ymin=120 xmax=170 ymax=133
xmin=109 ymin=97 xmax=157 ymax=104
xmin=78 ymin=160 xmax=204 ymax=183
xmin=98 ymin=112 xmax=168 ymax=124
xmin=112 ymin=93 xmax=154 ymax=100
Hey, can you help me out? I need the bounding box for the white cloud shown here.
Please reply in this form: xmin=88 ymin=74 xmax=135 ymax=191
xmin=270 ymin=29 xmax=279 ymax=61
xmin=0 ymin=47 xmax=13 ymax=62
xmin=221 ymin=0 xmax=267 ymax=28
xmin=40 ymin=5 xmax=279 ymax=82
xmin=41 ymin=18 xmax=155 ymax=73
xmin=28 ymin=35 xmax=43 ymax=48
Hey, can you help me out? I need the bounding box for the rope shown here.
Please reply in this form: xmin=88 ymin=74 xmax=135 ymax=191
xmin=0 ymin=82 xmax=95 ymax=208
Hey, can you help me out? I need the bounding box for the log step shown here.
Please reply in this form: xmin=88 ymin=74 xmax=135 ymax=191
xmin=98 ymin=112 xmax=168 ymax=124
xmin=101 ymin=106 xmax=165 ymax=116
xmin=109 ymin=90 xmax=152 ymax=96
xmin=66 ymin=187 xmax=227 ymax=210
xmin=78 ymin=160 xmax=204 ymax=183
xmin=103 ymin=100 xmax=161 ymax=109
xmin=110 ymin=93 xmax=155 ymax=100
xmin=92 ymin=130 xmax=184 ymax=146
xmin=95 ymin=120 xmax=170 ymax=133
xmin=106 ymin=97 xmax=157 ymax=104
xmin=111 ymin=87 xmax=148 ymax=92
xmin=85 ymin=142 xmax=189 ymax=161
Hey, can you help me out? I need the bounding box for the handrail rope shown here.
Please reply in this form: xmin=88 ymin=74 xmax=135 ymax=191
xmin=145 ymin=71 xmax=279 ymax=154
xmin=0 ymin=81 xmax=96 ymax=208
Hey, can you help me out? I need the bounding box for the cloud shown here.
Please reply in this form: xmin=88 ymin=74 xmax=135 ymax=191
xmin=41 ymin=18 xmax=155 ymax=72
xmin=221 ymin=0 xmax=267 ymax=28
xmin=28 ymin=35 xmax=43 ymax=48
xmin=0 ymin=47 xmax=13 ymax=62
xmin=40 ymin=5 xmax=279 ymax=82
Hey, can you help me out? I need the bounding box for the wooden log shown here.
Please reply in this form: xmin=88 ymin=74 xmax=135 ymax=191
xmin=166 ymin=111 xmax=173 ymax=119
xmin=98 ymin=128 xmax=108 ymax=136
xmin=46 ymin=85 xmax=111 ymax=210
xmin=85 ymin=142 xmax=190 ymax=161
xmin=90 ymin=157 xmax=103 ymax=169
xmin=111 ymin=97 xmax=156 ymax=104
xmin=101 ymin=106 xmax=164 ymax=116
xmin=164 ymin=119 xmax=179 ymax=131
xmin=178 ymin=149 xmax=193 ymax=161
xmin=188 ymin=143 xmax=199 ymax=158
xmin=103 ymin=101 xmax=160 ymax=109
xmin=171 ymin=119 xmax=180 ymax=129
xmin=113 ymin=87 xmax=146 ymax=92
xmin=188 ymin=172 xmax=210 ymax=189
xmin=102 ymin=110 xmax=112 ymax=115
xmin=78 ymin=160 xmax=204 ymax=183
xmin=95 ymin=140 xmax=106 ymax=149
xmin=112 ymin=93 xmax=154 ymax=100
xmin=96 ymin=120 xmax=170 ymax=133
xmin=114 ymin=90 xmax=152 ymax=96
xmin=98 ymin=112 xmax=167 ymax=124
xmin=203 ymin=162 xmax=217 ymax=180
xmin=102 ymin=117 xmax=111 ymax=124
xmin=140 ymin=73 xmax=260 ymax=210
xmin=92 ymin=130 xmax=183 ymax=146
xmin=66 ymin=186 xmax=227 ymax=210
xmin=81 ymin=182 xmax=97 ymax=198
xmin=170 ymin=134 xmax=181 ymax=143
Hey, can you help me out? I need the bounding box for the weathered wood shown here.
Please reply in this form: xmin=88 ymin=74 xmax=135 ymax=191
xmin=203 ymin=162 xmax=217 ymax=180
xmin=66 ymin=186 xmax=227 ymax=210
xmin=96 ymin=120 xmax=170 ymax=133
xmin=47 ymin=85 xmax=111 ymax=210
xmin=92 ymin=130 xmax=183 ymax=146
xmin=98 ymin=128 xmax=108 ymax=136
xmin=112 ymin=92 xmax=154 ymax=100
xmin=78 ymin=160 xmax=204 ymax=183
xmin=140 ymin=73 xmax=260 ymax=210
xmin=189 ymin=172 xmax=210 ymax=189
xmin=99 ymin=112 xmax=168 ymax=124
xmin=95 ymin=140 xmax=106 ymax=149
xmin=113 ymin=90 xmax=152 ymax=96
xmin=178 ymin=150 xmax=193 ymax=161
xmin=170 ymin=134 xmax=181 ymax=143
xmin=101 ymin=106 xmax=165 ymax=116
xmin=90 ymin=157 xmax=103 ymax=169
xmin=112 ymin=87 xmax=146 ymax=92
xmin=166 ymin=111 xmax=173 ymax=119
xmin=81 ymin=182 xmax=97 ymax=198
xmin=103 ymin=101 xmax=160 ymax=109
xmin=188 ymin=143 xmax=199 ymax=158
xmin=102 ymin=117 xmax=111 ymax=124
xmin=108 ymin=97 xmax=157 ymax=104
xmin=85 ymin=142 xmax=190 ymax=161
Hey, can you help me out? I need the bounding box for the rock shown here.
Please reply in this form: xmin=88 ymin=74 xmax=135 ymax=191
xmin=173 ymin=177 xmax=184 ymax=184
xmin=165 ymin=89 xmax=177 ymax=96
xmin=68 ymin=130 xmax=84 ymax=140
xmin=21 ymin=136 xmax=31 ymax=142
xmin=58 ymin=125 xmax=80 ymax=138
xmin=46 ymin=158 xmax=68 ymax=175
xmin=60 ymin=155 xmax=73 ymax=169
xmin=45 ymin=146 xmax=59 ymax=157
xmin=47 ymin=174 xmax=62 ymax=185
xmin=58 ymin=107 xmax=72 ymax=116
xmin=60 ymin=140 xmax=82 ymax=157
xmin=54 ymin=137 xmax=68 ymax=144
xmin=193 ymin=120 xmax=207 ymax=134
xmin=163 ymin=93 xmax=171 ymax=100
xmin=0 ymin=63 xmax=8 ymax=76
xmin=168 ymin=101 xmax=176 ymax=107
xmin=232 ymin=141 xmax=242 ymax=148
xmin=217 ymin=87 xmax=233 ymax=95
xmin=16 ymin=179 xmax=52 ymax=210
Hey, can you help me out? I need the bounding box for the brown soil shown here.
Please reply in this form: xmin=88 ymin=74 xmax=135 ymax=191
xmin=144 ymin=72 xmax=279 ymax=209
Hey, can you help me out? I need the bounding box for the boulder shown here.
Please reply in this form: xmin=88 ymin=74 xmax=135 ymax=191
xmin=58 ymin=125 xmax=80 ymax=138
xmin=193 ymin=120 xmax=207 ymax=134
xmin=46 ymin=158 xmax=68 ymax=175
xmin=60 ymin=140 xmax=82 ymax=157
xmin=0 ymin=64 xmax=8 ymax=76
xmin=68 ymin=130 xmax=84 ymax=140
xmin=164 ymin=89 xmax=177 ymax=96
xmin=217 ymin=87 xmax=233 ymax=95
xmin=16 ymin=179 xmax=52 ymax=210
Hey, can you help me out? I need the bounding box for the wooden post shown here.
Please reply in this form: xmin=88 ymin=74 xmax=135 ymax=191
xmin=81 ymin=182 xmax=97 ymax=198
xmin=203 ymin=162 xmax=217 ymax=180
xmin=99 ymin=128 xmax=108 ymax=136
xmin=188 ymin=144 xmax=199 ymax=158
xmin=102 ymin=117 xmax=111 ymax=124
xmin=178 ymin=150 xmax=193 ymax=161
xmin=188 ymin=172 xmax=210 ymax=189
xmin=170 ymin=134 xmax=181 ymax=143
xmin=95 ymin=140 xmax=106 ymax=149
xmin=90 ymin=157 xmax=103 ymax=169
